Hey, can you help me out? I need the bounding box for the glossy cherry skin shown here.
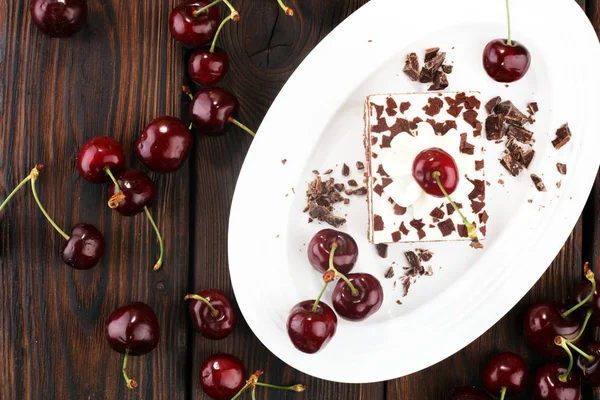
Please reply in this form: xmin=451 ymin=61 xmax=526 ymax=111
xmin=189 ymin=87 xmax=238 ymax=135
xmin=448 ymin=387 xmax=493 ymax=400
xmin=412 ymin=147 xmax=459 ymax=197
xmin=483 ymin=39 xmax=531 ymax=83
xmin=105 ymin=302 xmax=160 ymax=356
xmin=524 ymin=302 xmax=583 ymax=358
xmin=307 ymin=229 xmax=358 ymax=274
xmin=332 ymin=273 xmax=383 ymax=321
xmin=188 ymin=290 xmax=237 ymax=340
xmin=76 ymin=137 xmax=126 ymax=184
xmin=168 ymin=0 xmax=221 ymax=48
xmin=534 ymin=363 xmax=581 ymax=400
xmin=200 ymin=353 xmax=247 ymax=400
xmin=572 ymin=278 xmax=600 ymax=326
xmin=107 ymin=170 xmax=157 ymax=217
xmin=287 ymin=300 xmax=337 ymax=354
xmin=135 ymin=116 xmax=192 ymax=173
xmin=575 ymin=341 xmax=600 ymax=386
xmin=482 ymin=352 xmax=528 ymax=396
xmin=60 ymin=223 xmax=105 ymax=270
xmin=30 ymin=0 xmax=87 ymax=38
xmin=189 ymin=47 xmax=230 ymax=85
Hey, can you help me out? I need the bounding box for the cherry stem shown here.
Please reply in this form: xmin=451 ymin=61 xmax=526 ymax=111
xmin=276 ymin=0 xmax=294 ymax=16
xmin=499 ymin=387 xmax=506 ymax=400
xmin=0 ymin=166 xmax=42 ymax=213
xmin=566 ymin=340 xmax=596 ymax=364
xmin=30 ymin=168 xmax=70 ymax=240
xmin=182 ymin=86 xmax=194 ymax=101
xmin=104 ymin=167 xmax=120 ymax=193
xmin=222 ymin=0 xmax=238 ymax=17
xmin=251 ymin=386 xmax=257 ymax=400
xmin=255 ymin=382 xmax=306 ymax=392
xmin=312 ymin=282 xmax=329 ymax=313
xmin=192 ymin=0 xmax=222 ymax=17
xmin=188 ymin=121 xmax=193 ymax=130
xmin=566 ymin=309 xmax=593 ymax=344
xmin=231 ymin=370 xmax=262 ymax=400
xmin=105 ymin=167 xmax=126 ymax=209
xmin=122 ymin=348 xmax=138 ymax=390
xmin=327 ymin=242 xmax=359 ymax=296
xmin=210 ymin=13 xmax=234 ymax=53
xmin=555 ymin=336 xmax=574 ymax=382
xmin=228 ymin=117 xmax=256 ymax=137
xmin=432 ymin=171 xmax=477 ymax=240
xmin=562 ymin=262 xmax=595 ymax=318
xmin=184 ymin=294 xmax=219 ymax=317
xmin=505 ymin=0 xmax=512 ymax=46
xmin=144 ymin=206 xmax=164 ymax=271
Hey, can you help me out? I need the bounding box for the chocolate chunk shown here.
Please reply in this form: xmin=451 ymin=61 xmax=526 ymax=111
xmin=475 ymin=160 xmax=484 ymax=171
xmin=463 ymin=109 xmax=479 ymax=128
xmin=447 ymin=104 xmax=463 ymax=118
xmin=384 ymin=266 xmax=395 ymax=278
xmin=479 ymin=211 xmax=489 ymax=224
xmin=322 ymin=214 xmax=346 ymax=228
xmin=308 ymin=204 xmax=329 ymax=218
xmin=417 ymin=229 xmax=426 ymax=240
xmin=426 ymin=119 xmax=457 ymax=135
xmin=399 ymin=102 xmax=411 ymax=114
xmin=352 ymin=187 xmax=367 ymax=195
xmin=430 ymin=207 xmax=445 ymax=219
xmin=403 ymin=52 xmax=420 ymax=81
xmin=446 ymin=202 xmax=462 ymax=216
xmin=371 ymin=136 xmax=378 ymax=145
xmin=388 ymin=117 xmax=414 ymax=136
xmin=429 ymin=70 xmax=448 ymax=91
xmin=423 ymin=97 xmax=444 ymax=116
xmin=373 ymin=215 xmax=384 ymax=231
xmin=356 ymin=161 xmax=365 ymax=170
xmin=376 ymin=243 xmax=389 ymax=259
xmin=494 ymin=100 xmax=529 ymax=125
xmin=527 ymin=102 xmax=539 ymax=115
xmin=557 ymin=163 xmax=567 ymax=175
xmin=552 ymin=123 xmax=571 ymax=149
xmin=457 ymin=224 xmax=468 ymax=238
xmin=467 ymin=178 xmax=485 ymax=200
xmin=506 ymin=125 xmax=534 ymax=144
xmin=386 ymin=97 xmax=398 ymax=114
xmin=281 ymin=159 xmax=287 ymax=165
xmin=371 ymin=118 xmax=389 ymax=133
xmin=437 ymin=219 xmax=456 ymax=237
xmin=424 ymin=47 xmax=440 ymax=62
xmin=441 ymin=64 xmax=453 ymax=74
xmin=377 ymin=164 xmax=389 ymax=177
xmin=404 ymin=251 xmax=422 ymax=275
xmin=471 ymin=200 xmax=485 ymax=214
xmin=485 ymin=114 xmax=505 ymax=140
xmin=343 ymin=198 xmax=350 ymax=204
xmin=455 ymin=92 xmax=467 ymax=103
xmin=396 ymin=300 xmax=402 ymax=305
xmin=531 ymin=174 xmax=547 ymax=192
xmin=410 ymin=219 xmax=425 ymax=230
xmin=416 ymin=248 xmax=433 ymax=262
xmin=323 ymin=169 xmax=333 ymax=175
xmin=347 ymin=179 xmax=358 ymax=187
xmin=400 ymin=276 xmax=411 ymax=297
xmin=342 ymin=163 xmax=350 ymax=176
xmin=373 ymin=184 xmax=384 ymax=196
xmin=460 ymin=133 xmax=475 ymax=155
xmin=499 ymin=153 xmax=523 ymax=176
xmin=393 ymin=204 xmax=406 ymax=215
xmin=465 ymin=96 xmax=481 ymax=110
xmin=399 ymin=222 xmax=410 ymax=235
xmin=505 ymin=137 xmax=522 ymax=154
xmin=381 ymin=177 xmax=393 ymax=189
xmin=479 ymin=226 xmax=487 ymax=236
xmin=521 ymin=149 xmax=535 ymax=168
xmin=485 ymin=96 xmax=502 ymax=114
xmin=372 ymin=103 xmax=384 ymax=119
xmin=312 ymin=170 xmax=319 ymax=175
xmin=419 ymin=51 xmax=446 ymax=83
xmin=391 ymin=231 xmax=402 ymax=242
xmin=334 ymin=183 xmax=345 ymax=192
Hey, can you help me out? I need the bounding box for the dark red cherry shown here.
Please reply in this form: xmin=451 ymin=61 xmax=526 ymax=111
xmin=189 ymin=47 xmax=230 ymax=85
xmin=412 ymin=147 xmax=459 ymax=197
xmin=168 ymin=0 xmax=221 ymax=48
xmin=572 ymin=278 xmax=600 ymax=326
xmin=332 ymin=273 xmax=383 ymax=321
xmin=448 ymin=387 xmax=493 ymax=400
xmin=287 ymin=300 xmax=337 ymax=354
xmin=135 ymin=116 xmax=192 ymax=173
xmin=105 ymin=302 xmax=160 ymax=355
xmin=185 ymin=289 xmax=237 ymax=340
xmin=30 ymin=0 xmax=87 ymax=38
xmin=107 ymin=170 xmax=157 ymax=217
xmin=575 ymin=341 xmax=600 ymax=386
xmin=200 ymin=353 xmax=246 ymax=400
xmin=533 ymin=363 xmax=581 ymax=400
xmin=307 ymin=229 xmax=358 ymax=274
xmin=189 ymin=87 xmax=238 ymax=135
xmin=61 ymin=223 xmax=105 ymax=270
xmin=483 ymin=39 xmax=531 ymax=83
xmin=523 ymin=302 xmax=583 ymax=358
xmin=76 ymin=137 xmax=126 ymax=184
xmin=482 ymin=352 xmax=528 ymax=396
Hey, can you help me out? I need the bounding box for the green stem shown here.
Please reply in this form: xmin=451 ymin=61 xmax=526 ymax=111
xmin=251 ymin=386 xmax=257 ymax=400
xmin=566 ymin=341 xmax=596 ymax=364
xmin=255 ymin=382 xmax=305 ymax=392
xmin=327 ymin=243 xmax=358 ymax=296
xmin=122 ymin=348 xmax=138 ymax=389
xmin=565 ymin=309 xmax=593 ymax=343
xmin=556 ymin=337 xmax=574 ymax=383
xmin=432 ymin=171 xmax=477 ymax=240
xmin=30 ymin=172 xmax=70 ymax=240
xmin=499 ymin=387 xmax=506 ymax=400
xmin=192 ymin=0 xmax=222 ymax=17
xmin=104 ymin=167 xmax=121 ymax=193
xmin=182 ymin=86 xmax=194 ymax=101
xmin=505 ymin=0 xmax=512 ymax=46
xmin=229 ymin=118 xmax=256 ymax=137
xmin=184 ymin=294 xmax=219 ymax=317
xmin=312 ymin=282 xmax=329 ymax=313
xmin=222 ymin=0 xmax=237 ymax=14
xmin=562 ymin=271 xmax=596 ymax=318
xmin=210 ymin=14 xmax=232 ymax=53
xmin=230 ymin=381 xmax=251 ymax=400
xmin=276 ymin=0 xmax=294 ymax=15
xmin=188 ymin=121 xmax=193 ymax=130
xmin=0 ymin=174 xmax=33 ymax=213
xmin=144 ymin=206 xmax=164 ymax=271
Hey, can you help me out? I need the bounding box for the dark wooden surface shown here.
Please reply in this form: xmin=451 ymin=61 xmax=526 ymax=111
xmin=0 ymin=0 xmax=598 ymax=399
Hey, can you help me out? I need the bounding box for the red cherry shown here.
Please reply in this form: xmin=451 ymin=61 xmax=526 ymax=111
xmin=76 ymin=137 xmax=126 ymax=184
xmin=533 ymin=363 xmax=580 ymax=400
xmin=188 ymin=47 xmax=230 ymax=85
xmin=483 ymin=39 xmax=531 ymax=83
xmin=108 ymin=170 xmax=157 ymax=217
xmin=412 ymin=147 xmax=459 ymax=197
xmin=135 ymin=116 xmax=192 ymax=173
xmin=200 ymin=354 xmax=246 ymax=400
xmin=168 ymin=0 xmax=221 ymax=48
xmin=287 ymin=300 xmax=337 ymax=354
xmin=30 ymin=0 xmax=87 ymax=38
xmin=307 ymin=229 xmax=358 ymax=274
xmin=575 ymin=341 xmax=600 ymax=386
xmin=185 ymin=290 xmax=237 ymax=340
xmin=331 ymin=273 xmax=383 ymax=321
xmin=482 ymin=352 xmax=528 ymax=397
xmin=448 ymin=387 xmax=493 ymax=400
xmin=61 ymin=223 xmax=105 ymax=270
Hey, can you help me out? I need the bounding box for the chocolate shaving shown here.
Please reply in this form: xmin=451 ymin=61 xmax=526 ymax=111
xmin=352 ymin=187 xmax=367 ymax=195
xmin=521 ymin=149 xmax=535 ymax=168
xmin=391 ymin=231 xmax=402 ymax=242
xmin=464 ymin=96 xmax=481 ymax=110
xmin=404 ymin=251 xmax=424 ymax=276
xmin=399 ymin=102 xmax=411 ymax=114
xmin=321 ymin=215 xmax=346 ymax=227
xmin=386 ymin=97 xmax=398 ymax=116
xmin=475 ymin=160 xmax=484 ymax=171
xmin=462 ymin=109 xmax=479 ymax=128
xmin=384 ymin=266 xmax=395 ymax=278
xmin=430 ymin=207 xmax=445 ymax=220
xmin=459 ymin=133 xmax=475 ymax=155
xmin=471 ymin=200 xmax=486 ymax=214
xmin=393 ymin=204 xmax=407 ymax=215
xmin=403 ymin=52 xmax=420 ymax=81
xmin=428 ymin=71 xmax=448 ymax=91
xmin=441 ymin=64 xmax=453 ymax=74
xmin=323 ymin=169 xmax=333 ymax=175
xmin=416 ymin=248 xmax=433 ymax=262
xmin=485 ymin=96 xmax=502 ymax=114
xmin=437 ymin=219 xmax=456 ymax=237
xmin=467 ymin=178 xmax=485 ymax=200
xmin=373 ymin=215 xmax=384 ymax=231
xmin=557 ymin=163 xmax=567 ymax=175
xmin=304 ymin=176 xmax=348 ymax=227
xmin=527 ymin=102 xmax=539 ymax=115
xmin=356 ymin=161 xmax=365 ymax=170
xmin=447 ymin=104 xmax=463 ymax=118
xmin=410 ymin=219 xmax=425 ymax=230
xmin=417 ymin=230 xmax=426 ymax=240
xmin=423 ymin=97 xmax=444 ymax=117
xmin=499 ymin=153 xmax=523 ymax=176
xmin=424 ymin=47 xmax=440 ymax=62
xmin=399 ymin=222 xmax=410 ymax=235
xmin=400 ymin=276 xmax=411 ymax=297
xmin=371 ymin=118 xmax=389 ymax=133
xmin=372 ymin=104 xmax=384 ymax=119
xmin=446 ymin=202 xmax=462 ymax=216
xmin=342 ymin=164 xmax=350 ymax=176
xmin=347 ymin=179 xmax=358 ymax=187
xmin=506 ymin=125 xmax=534 ymax=144
xmin=457 ymin=224 xmax=468 ymax=238
xmin=419 ymin=51 xmax=446 ymax=83
xmin=334 ymin=183 xmax=345 ymax=192
xmin=376 ymin=164 xmax=389 ymax=177
xmin=373 ymin=184 xmax=384 ymax=196
xmin=531 ymin=174 xmax=547 ymax=192
xmin=479 ymin=211 xmax=489 ymax=224
xmin=376 ymin=243 xmax=389 ymax=259
xmin=552 ymin=123 xmax=571 ymax=149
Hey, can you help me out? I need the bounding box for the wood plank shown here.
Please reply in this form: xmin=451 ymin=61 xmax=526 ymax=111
xmin=189 ymin=0 xmax=383 ymax=398
xmin=0 ymin=1 xmax=190 ymax=399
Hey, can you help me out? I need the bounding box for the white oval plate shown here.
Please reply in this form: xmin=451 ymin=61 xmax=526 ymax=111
xmin=228 ymin=0 xmax=600 ymax=383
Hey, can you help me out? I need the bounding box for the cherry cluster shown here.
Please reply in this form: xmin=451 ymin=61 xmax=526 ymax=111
xmin=450 ymin=263 xmax=600 ymax=400
xmin=286 ymin=229 xmax=384 ymax=354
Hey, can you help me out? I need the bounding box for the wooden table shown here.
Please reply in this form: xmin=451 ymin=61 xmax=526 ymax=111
xmin=1 ymin=0 xmax=599 ymax=399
